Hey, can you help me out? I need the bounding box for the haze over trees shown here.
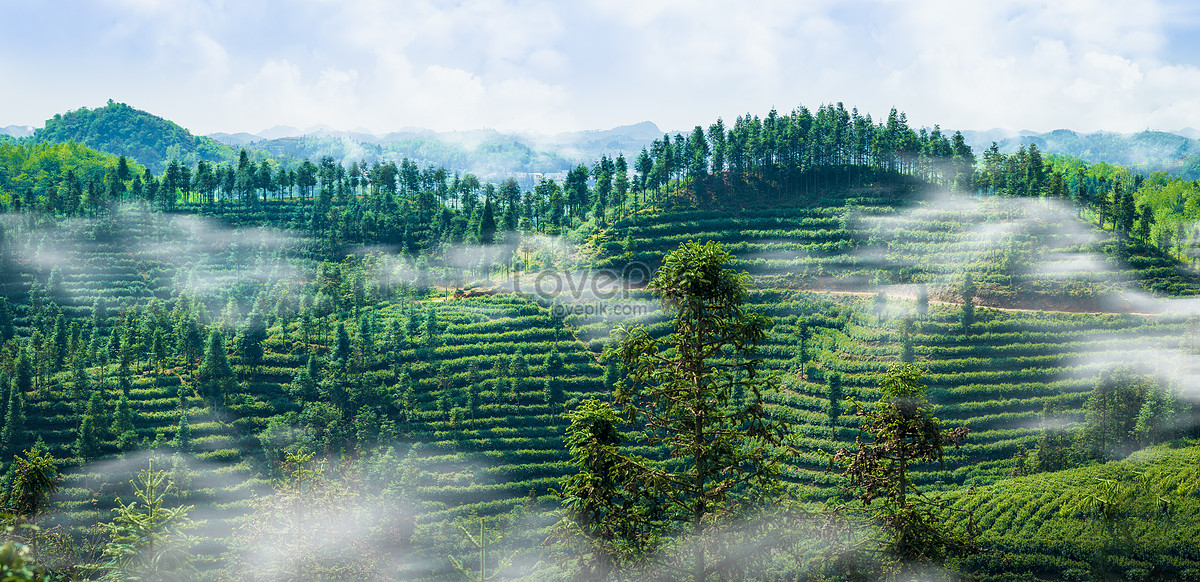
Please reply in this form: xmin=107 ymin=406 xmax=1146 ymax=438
xmin=0 ymin=100 xmax=1197 ymax=580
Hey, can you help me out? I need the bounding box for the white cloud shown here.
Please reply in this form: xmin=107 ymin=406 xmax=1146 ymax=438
xmin=858 ymin=0 xmax=1200 ymax=132
xmin=5 ymin=0 xmax=1200 ymax=135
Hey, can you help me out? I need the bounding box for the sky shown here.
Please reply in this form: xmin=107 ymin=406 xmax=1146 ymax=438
xmin=3 ymin=0 xmax=1200 ymax=136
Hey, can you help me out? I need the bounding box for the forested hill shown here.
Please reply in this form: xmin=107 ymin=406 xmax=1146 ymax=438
xmin=34 ymin=100 xmax=234 ymax=173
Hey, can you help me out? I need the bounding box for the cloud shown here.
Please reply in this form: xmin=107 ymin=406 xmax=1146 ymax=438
xmin=5 ymin=1 xmax=1200 ymax=135
xmin=1 ymin=205 xmax=309 ymax=309
xmin=869 ymin=0 xmax=1200 ymax=132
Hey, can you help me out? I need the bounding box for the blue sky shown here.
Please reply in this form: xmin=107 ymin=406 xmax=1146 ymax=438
xmin=3 ymin=0 xmax=1200 ymax=136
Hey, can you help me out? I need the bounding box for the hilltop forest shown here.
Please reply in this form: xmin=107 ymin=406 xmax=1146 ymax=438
xmin=1 ymin=101 xmax=1200 ymax=581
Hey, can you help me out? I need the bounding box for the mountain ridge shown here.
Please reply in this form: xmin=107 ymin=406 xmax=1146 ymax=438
xmin=17 ymin=101 xmax=1200 ymax=180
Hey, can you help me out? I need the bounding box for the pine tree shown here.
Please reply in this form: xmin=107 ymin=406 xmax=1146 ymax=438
xmin=0 ymin=298 xmax=14 ymax=343
xmin=510 ymin=348 xmax=528 ymax=378
xmin=543 ymin=378 xmax=562 ymax=411
xmin=172 ymin=414 xmax=192 ymax=452
xmin=98 ymin=462 xmax=198 ymax=581
xmin=13 ymin=351 xmax=31 ymax=397
xmin=833 ymin=364 xmax=972 ymax=572
xmin=564 ymin=241 xmax=791 ymax=582
xmin=238 ymin=311 xmax=267 ymax=376
xmin=900 ymin=318 xmax=914 ymax=363
xmin=544 ymin=346 xmax=563 ymax=372
xmin=1 ymin=390 xmax=27 ymax=456
xmin=197 ymin=330 xmax=234 ymax=402
xmin=356 ymin=314 xmax=375 ymax=366
xmin=0 ymin=379 xmax=9 ymax=440
xmin=960 ymin=272 xmax=976 ymax=332
xmin=74 ymin=413 xmax=99 ymax=461
xmin=827 ymin=372 xmax=843 ymax=427
xmin=289 ymin=355 xmax=320 ymax=402
xmin=424 ymin=306 xmax=440 ymax=347
xmin=467 ymin=382 xmax=480 ymax=422
xmin=7 ymin=447 xmax=60 ymax=520
xmin=112 ymin=392 xmax=135 ymax=449
xmin=478 ymin=198 xmax=497 ymax=244
xmin=331 ymin=316 xmax=350 ymax=362
xmin=508 ymin=378 xmax=520 ymax=406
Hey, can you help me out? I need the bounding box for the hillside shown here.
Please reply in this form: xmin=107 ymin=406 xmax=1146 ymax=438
xmin=4 ymin=189 xmax=1199 ymax=580
xmin=946 ymin=442 xmax=1200 ymax=580
xmin=1 ymin=102 xmax=1199 ymax=580
xmin=34 ymin=101 xmax=234 ymax=173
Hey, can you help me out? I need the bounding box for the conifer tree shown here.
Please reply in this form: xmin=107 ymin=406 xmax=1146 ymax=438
xmin=290 ymin=355 xmax=320 ymax=402
xmin=112 ymin=393 xmax=136 ymax=450
xmin=332 ymin=321 xmax=351 ymax=364
xmin=172 ymin=414 xmax=192 ymax=452
xmin=478 ymin=198 xmax=497 ymax=245
xmin=13 ymin=351 xmax=31 ymax=398
xmin=1 ymin=390 xmax=26 ymax=457
xmin=197 ymin=330 xmax=234 ymax=403
xmin=74 ymin=414 xmax=99 ymax=461
xmin=467 ymin=382 xmax=480 ymax=422
xmin=0 ymin=378 xmax=9 ymax=440
xmin=563 ymin=241 xmax=791 ymax=582
xmin=238 ymin=311 xmax=267 ymax=377
xmin=508 ymin=378 xmax=521 ymax=406
xmin=960 ymin=272 xmax=976 ymax=332
xmin=424 ymin=306 xmax=440 ymax=346
xmin=0 ymin=298 xmax=13 ymax=343
xmin=7 ymin=447 xmax=59 ymax=520
xmin=833 ymin=364 xmax=972 ymax=574
xmin=98 ymin=463 xmax=197 ymax=581
xmin=543 ymin=378 xmax=562 ymax=411
xmin=544 ymin=346 xmax=563 ymax=372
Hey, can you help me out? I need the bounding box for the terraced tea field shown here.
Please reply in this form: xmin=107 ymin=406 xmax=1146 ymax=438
xmin=572 ymin=193 xmax=1200 ymax=495
xmin=5 ymin=190 xmax=1200 ymax=578
xmin=596 ymin=193 xmax=1200 ymax=307
xmin=946 ymin=443 xmax=1200 ymax=580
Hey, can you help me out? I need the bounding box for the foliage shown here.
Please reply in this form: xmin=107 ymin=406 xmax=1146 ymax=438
xmin=448 ymin=515 xmax=515 ymax=582
xmin=556 ymin=399 xmax=661 ymax=580
xmin=833 ymin=364 xmax=973 ymax=574
xmin=196 ymin=330 xmax=234 ymax=403
xmin=231 ymin=448 xmax=400 ymax=581
xmin=945 ymin=443 xmax=1200 ymax=581
xmin=0 ymin=519 xmax=54 ymax=582
xmin=596 ymin=241 xmax=791 ymax=581
xmin=6 ymin=96 xmax=1200 ymax=582
xmin=1078 ymin=366 xmax=1181 ymax=461
xmin=34 ymin=100 xmax=233 ymax=173
xmin=96 ymin=461 xmax=197 ymax=582
xmin=4 ymin=449 xmax=59 ymax=521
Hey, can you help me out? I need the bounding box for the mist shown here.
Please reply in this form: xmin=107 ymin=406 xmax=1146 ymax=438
xmin=0 ymin=204 xmax=311 ymax=311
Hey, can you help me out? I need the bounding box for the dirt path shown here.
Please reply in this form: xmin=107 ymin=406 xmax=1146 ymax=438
xmin=802 ymin=288 xmax=1162 ymax=317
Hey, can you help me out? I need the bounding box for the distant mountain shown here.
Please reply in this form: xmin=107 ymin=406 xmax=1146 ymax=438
xmin=35 ymin=100 xmax=234 ymax=173
xmin=212 ymin=121 xmax=666 ymax=181
xmin=958 ymin=128 xmax=1039 ymax=155
xmin=0 ymin=125 xmax=34 ymax=138
xmin=961 ymin=128 xmax=1200 ymax=179
xmin=257 ymin=125 xmax=304 ymax=140
xmin=535 ymin=120 xmax=666 ymax=159
xmin=1173 ymin=127 xmax=1200 ymax=140
xmin=208 ymin=132 xmax=265 ymax=146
